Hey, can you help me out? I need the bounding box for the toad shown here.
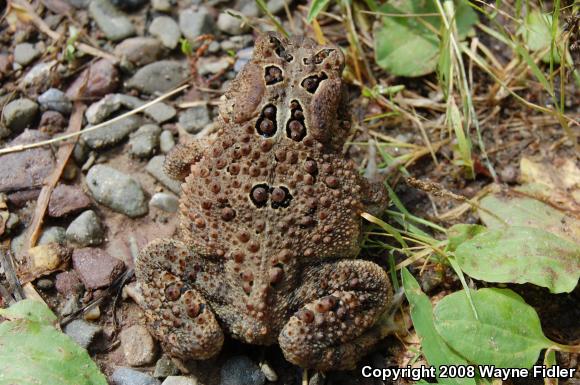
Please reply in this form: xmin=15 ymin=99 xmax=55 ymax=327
xmin=135 ymin=32 xmax=393 ymax=371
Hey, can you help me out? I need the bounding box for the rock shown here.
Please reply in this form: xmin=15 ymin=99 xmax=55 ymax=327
xmin=64 ymin=319 xmax=102 ymax=349
xmin=234 ymin=47 xmax=253 ymax=72
xmin=66 ymin=59 xmax=119 ymax=99
xmin=64 ymin=0 xmax=90 ymax=8
xmin=198 ymin=57 xmax=230 ymax=76
xmin=89 ymin=0 xmax=135 ymax=41
xmin=159 ymin=130 xmax=175 ymax=153
xmin=149 ymin=192 xmax=178 ymax=212
xmin=221 ymin=35 xmax=253 ymax=52
xmin=85 ymin=94 xmax=142 ymax=124
xmin=259 ymin=362 xmax=277 ymax=382
xmin=126 ymin=60 xmax=189 ymax=94
xmin=0 ymin=53 xmax=11 ymax=75
xmin=162 ymin=377 xmax=198 ymax=385
xmin=178 ymin=105 xmax=210 ymax=134
xmin=308 ymin=372 xmax=324 ymax=385
xmin=37 ymin=88 xmax=72 ymax=114
xmin=60 ymin=294 xmax=80 ymax=316
xmin=145 ymin=103 xmax=176 ymax=123
xmin=149 ymin=16 xmax=180 ymax=50
xmin=220 ymin=356 xmax=265 ymax=385
xmin=115 ymin=37 xmax=165 ymax=67
xmin=111 ymin=367 xmax=161 ymax=385
xmin=145 ymin=156 xmax=181 ymax=194
xmin=10 ymin=231 xmax=27 ymax=257
xmin=154 ymin=355 xmax=179 ymax=378
xmin=84 ymin=305 xmax=101 ymax=320
xmin=81 ymin=115 xmax=141 ymax=149
xmin=25 ymin=243 xmax=71 ymax=280
xmin=0 ymin=131 xmax=54 ymax=192
xmin=22 ymin=60 xmax=58 ymax=89
xmin=39 ymin=110 xmax=66 ymax=134
xmin=66 ymin=210 xmax=104 ymax=246
xmin=2 ymin=98 xmax=39 ymax=133
xmin=217 ymin=12 xmax=248 ymax=35
xmin=38 ymin=226 xmax=66 ymax=245
xmin=55 ymin=270 xmax=83 ymax=295
xmin=151 ymin=0 xmax=171 ymax=12
xmin=110 ymin=0 xmax=148 ymax=11
xmin=500 ymin=165 xmax=518 ymax=183
xmin=72 ymin=247 xmax=125 ymax=289
xmin=179 ymin=7 xmax=214 ymax=42
xmin=5 ymin=213 xmax=20 ymax=233
xmin=86 ymin=165 xmax=148 ymax=217
xmin=49 ymin=184 xmax=92 ymax=217
xmin=267 ymin=0 xmax=287 ymax=14
xmin=120 ymin=325 xmax=157 ymax=366
xmin=36 ymin=278 xmax=54 ymax=290
xmin=207 ymin=41 xmax=220 ymax=53
xmin=129 ymin=124 xmax=161 ymax=158
xmin=14 ymin=43 xmax=41 ymax=66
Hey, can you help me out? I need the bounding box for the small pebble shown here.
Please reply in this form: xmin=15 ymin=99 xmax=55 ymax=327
xmin=150 ymin=192 xmax=178 ymax=212
xmin=179 ymin=7 xmax=214 ymax=41
xmin=38 ymin=88 xmax=72 ymax=114
xmin=145 ymin=103 xmax=176 ymax=124
xmin=151 ymin=0 xmax=172 ymax=12
xmin=14 ymin=42 xmax=41 ymax=66
xmin=48 ymin=184 xmax=92 ymax=218
xmin=115 ymin=37 xmax=165 ymax=67
xmin=36 ymin=278 xmax=54 ymax=291
xmin=73 ymin=247 xmax=125 ymax=289
xmin=84 ymin=305 xmax=101 ymax=320
xmin=129 ymin=124 xmax=162 ymax=158
xmin=86 ymin=165 xmax=148 ymax=217
xmin=120 ymin=324 xmax=158 ymax=366
xmin=154 ymin=354 xmax=179 ymax=378
xmin=219 ymin=356 xmax=265 ymax=385
xmin=81 ymin=115 xmax=142 ymax=149
xmin=111 ymin=367 xmax=161 ymax=385
xmin=66 ymin=59 xmax=119 ymax=99
xmin=89 ymin=0 xmax=135 ymax=41
xmin=159 ymin=130 xmax=175 ymax=153
xmin=259 ymin=362 xmax=278 ymax=382
xmin=66 ymin=210 xmax=104 ymax=247
xmin=2 ymin=98 xmax=39 ymax=133
xmin=146 ymin=156 xmax=181 ymax=194
xmin=149 ymin=16 xmax=181 ymax=50
xmin=126 ymin=61 xmax=189 ymax=94
xmin=217 ymin=12 xmax=248 ymax=35
xmin=162 ymin=376 xmax=198 ymax=385
xmin=38 ymin=226 xmax=66 ymax=245
xmin=64 ymin=319 xmax=102 ymax=349
xmin=178 ymin=105 xmax=210 ymax=134
xmin=55 ymin=270 xmax=84 ymax=295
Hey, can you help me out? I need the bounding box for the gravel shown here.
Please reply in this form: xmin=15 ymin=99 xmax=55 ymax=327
xmin=72 ymin=247 xmax=125 ymax=289
xmin=81 ymin=115 xmax=141 ymax=149
xmin=162 ymin=377 xmax=199 ymax=385
xmin=65 ymin=210 xmax=104 ymax=247
xmin=86 ymin=164 xmax=148 ymax=217
xmin=64 ymin=319 xmax=102 ymax=349
xmin=48 ymin=184 xmax=92 ymax=218
xmin=38 ymin=226 xmax=66 ymax=245
xmin=178 ymin=105 xmax=210 ymax=134
xmin=217 ymin=12 xmax=248 ymax=35
xmin=37 ymin=88 xmax=72 ymax=114
xmin=219 ymin=356 xmax=265 ymax=385
xmin=89 ymin=0 xmax=136 ymax=41
xmin=149 ymin=16 xmax=181 ymax=50
xmin=111 ymin=367 xmax=161 ymax=385
xmin=14 ymin=42 xmax=41 ymax=66
xmin=129 ymin=124 xmax=162 ymax=158
xmin=153 ymin=355 xmax=179 ymax=378
xmin=179 ymin=7 xmax=214 ymax=42
xmin=144 ymin=103 xmax=176 ymax=124
xmin=120 ymin=325 xmax=158 ymax=366
xmin=145 ymin=155 xmax=181 ymax=194
xmin=149 ymin=192 xmax=178 ymax=212
xmin=115 ymin=37 xmax=165 ymax=67
xmin=126 ymin=61 xmax=189 ymax=94
xmin=2 ymin=98 xmax=39 ymax=133
xmin=159 ymin=130 xmax=175 ymax=153
xmin=66 ymin=59 xmax=119 ymax=99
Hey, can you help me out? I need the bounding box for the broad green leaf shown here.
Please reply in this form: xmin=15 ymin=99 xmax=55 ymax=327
xmin=434 ymin=288 xmax=553 ymax=368
xmin=519 ymin=10 xmax=561 ymax=63
xmin=374 ymin=0 xmax=477 ymax=77
xmin=479 ymin=192 xmax=580 ymax=244
xmin=402 ymin=269 xmax=476 ymax=385
xmin=0 ymin=298 xmax=57 ymax=324
xmin=307 ymin=0 xmax=331 ymax=22
xmin=446 ymin=224 xmax=486 ymax=252
xmin=0 ymin=300 xmax=107 ymax=385
xmin=455 ymin=226 xmax=580 ymax=293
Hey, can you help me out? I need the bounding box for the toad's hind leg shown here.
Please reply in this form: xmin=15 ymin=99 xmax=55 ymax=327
xmin=279 ymin=260 xmax=392 ymax=371
xmin=135 ymin=238 xmax=224 ymax=360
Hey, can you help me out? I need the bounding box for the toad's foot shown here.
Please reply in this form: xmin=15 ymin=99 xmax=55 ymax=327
xmin=135 ymin=238 xmax=224 ymax=360
xmin=279 ymin=260 xmax=392 ymax=371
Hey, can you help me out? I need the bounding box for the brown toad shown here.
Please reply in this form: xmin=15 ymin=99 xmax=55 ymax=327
xmin=135 ymin=32 xmax=392 ymax=371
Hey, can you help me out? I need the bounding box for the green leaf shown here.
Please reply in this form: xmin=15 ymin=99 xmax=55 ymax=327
xmin=0 ymin=300 xmax=107 ymax=385
xmin=433 ymin=288 xmax=553 ymax=368
xmin=402 ymin=269 xmax=476 ymax=385
xmin=479 ymin=192 xmax=580 ymax=244
xmin=519 ymin=10 xmax=561 ymax=63
xmin=0 ymin=298 xmax=57 ymax=325
xmin=307 ymin=0 xmax=331 ymax=22
xmin=455 ymin=226 xmax=580 ymax=293
xmin=446 ymin=224 xmax=486 ymax=252
xmin=374 ymin=0 xmax=477 ymax=77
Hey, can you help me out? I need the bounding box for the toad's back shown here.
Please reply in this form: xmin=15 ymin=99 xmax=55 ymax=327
xmin=175 ymin=34 xmax=372 ymax=343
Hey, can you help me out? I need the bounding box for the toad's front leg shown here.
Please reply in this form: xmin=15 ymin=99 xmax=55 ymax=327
xmin=278 ymin=260 xmax=392 ymax=371
xmin=135 ymin=238 xmax=224 ymax=360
